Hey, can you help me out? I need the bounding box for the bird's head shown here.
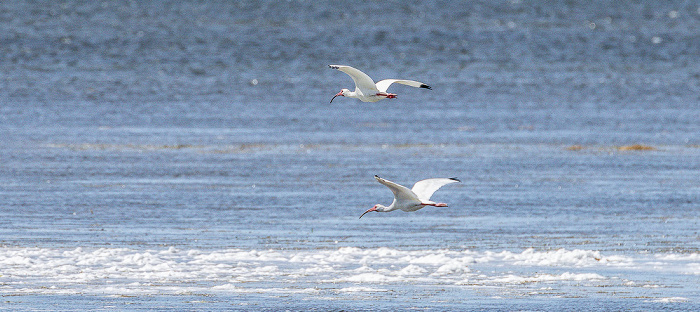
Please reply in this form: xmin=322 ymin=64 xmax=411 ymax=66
xmin=359 ymin=204 xmax=387 ymax=219
xmin=330 ymin=89 xmax=349 ymax=103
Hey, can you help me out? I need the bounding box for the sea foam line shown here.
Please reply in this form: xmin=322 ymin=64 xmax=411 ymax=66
xmin=0 ymin=246 xmax=694 ymax=296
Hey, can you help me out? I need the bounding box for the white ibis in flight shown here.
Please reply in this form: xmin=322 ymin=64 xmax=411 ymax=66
xmin=329 ymin=65 xmax=431 ymax=103
xmin=360 ymin=175 xmax=460 ymax=219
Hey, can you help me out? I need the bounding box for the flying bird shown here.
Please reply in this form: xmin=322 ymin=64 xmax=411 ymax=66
xmin=329 ymin=65 xmax=431 ymax=103
xmin=360 ymin=175 xmax=460 ymax=219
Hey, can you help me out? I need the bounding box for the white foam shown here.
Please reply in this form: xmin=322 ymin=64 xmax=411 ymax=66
xmin=656 ymin=253 xmax=700 ymax=261
xmin=0 ymin=246 xmax=693 ymax=297
xmin=650 ymin=297 xmax=689 ymax=303
xmin=489 ymin=272 xmax=606 ymax=284
xmin=432 ymin=259 xmax=472 ymax=275
xmin=340 ymin=272 xmax=402 ymax=283
xmin=647 ymin=253 xmax=700 ymax=275
xmin=335 ymin=286 xmax=389 ymax=293
xmin=498 ymin=248 xmax=606 ymax=266
xmin=397 ymin=264 xmax=428 ymax=276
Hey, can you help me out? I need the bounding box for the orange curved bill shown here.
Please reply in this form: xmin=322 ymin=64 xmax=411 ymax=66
xmin=330 ymin=91 xmax=343 ymax=103
xmin=359 ymin=207 xmax=377 ymax=219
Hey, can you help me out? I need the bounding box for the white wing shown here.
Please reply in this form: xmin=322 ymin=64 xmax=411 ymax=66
xmin=411 ymin=178 xmax=460 ymax=202
xmin=374 ymin=175 xmax=420 ymax=203
xmin=375 ymin=79 xmax=432 ymax=93
xmin=329 ymin=65 xmax=379 ymax=93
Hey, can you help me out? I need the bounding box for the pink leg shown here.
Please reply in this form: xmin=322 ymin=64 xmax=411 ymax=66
xmin=423 ymin=203 xmax=448 ymax=207
xmin=377 ymin=93 xmax=398 ymax=99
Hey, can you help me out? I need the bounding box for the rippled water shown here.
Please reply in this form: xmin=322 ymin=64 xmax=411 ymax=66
xmin=1 ymin=1 xmax=699 ymax=310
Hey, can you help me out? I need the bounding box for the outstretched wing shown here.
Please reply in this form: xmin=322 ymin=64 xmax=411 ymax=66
xmin=375 ymin=79 xmax=431 ymax=93
xmin=411 ymin=177 xmax=459 ymax=202
xmin=329 ymin=65 xmax=379 ymax=93
xmin=374 ymin=175 xmax=420 ymax=202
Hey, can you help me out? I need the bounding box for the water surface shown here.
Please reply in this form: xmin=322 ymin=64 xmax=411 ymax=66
xmin=1 ymin=1 xmax=699 ymax=310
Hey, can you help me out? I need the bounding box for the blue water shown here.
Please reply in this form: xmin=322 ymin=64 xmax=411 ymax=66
xmin=1 ymin=1 xmax=699 ymax=310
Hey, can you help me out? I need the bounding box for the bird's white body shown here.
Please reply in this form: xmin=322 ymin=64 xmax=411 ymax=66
xmin=329 ymin=65 xmax=431 ymax=103
xmin=360 ymin=175 xmax=460 ymax=218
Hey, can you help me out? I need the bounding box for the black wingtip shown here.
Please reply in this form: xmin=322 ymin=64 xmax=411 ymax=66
xmin=374 ymin=175 xmax=380 ymax=178
xmin=420 ymin=84 xmax=432 ymax=90
xmin=328 ymin=65 xmax=339 ymax=69
xmin=450 ymin=177 xmax=460 ymax=182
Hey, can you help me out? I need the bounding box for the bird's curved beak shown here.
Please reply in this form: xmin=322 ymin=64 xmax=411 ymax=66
xmin=359 ymin=206 xmax=377 ymax=219
xmin=330 ymin=91 xmax=343 ymax=103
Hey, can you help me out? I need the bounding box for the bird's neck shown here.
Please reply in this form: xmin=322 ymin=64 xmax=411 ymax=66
xmin=377 ymin=201 xmax=398 ymax=212
xmin=345 ymin=90 xmax=359 ymax=98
